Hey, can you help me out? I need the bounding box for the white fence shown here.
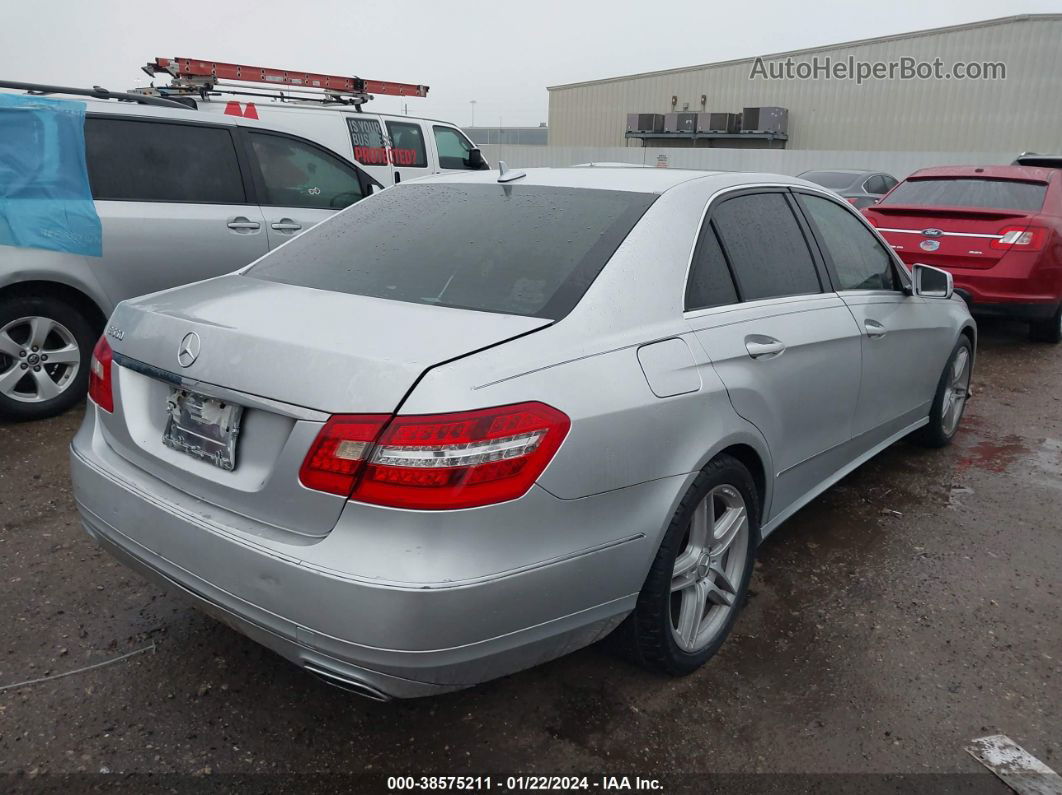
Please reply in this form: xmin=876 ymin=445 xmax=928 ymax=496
xmin=478 ymin=145 xmax=1018 ymax=180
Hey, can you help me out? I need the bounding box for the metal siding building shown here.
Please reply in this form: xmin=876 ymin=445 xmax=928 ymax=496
xmin=547 ymin=15 xmax=1062 ymax=151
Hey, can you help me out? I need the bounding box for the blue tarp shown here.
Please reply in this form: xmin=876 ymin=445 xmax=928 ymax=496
xmin=0 ymin=93 xmax=102 ymax=256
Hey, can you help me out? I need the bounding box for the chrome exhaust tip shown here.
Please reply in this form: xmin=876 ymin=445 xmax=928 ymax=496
xmin=304 ymin=663 xmax=391 ymax=702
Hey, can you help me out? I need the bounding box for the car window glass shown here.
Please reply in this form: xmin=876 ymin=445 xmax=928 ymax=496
xmin=433 ymin=126 xmax=478 ymax=170
xmin=347 ymin=117 xmax=389 ymax=167
xmin=711 ymin=193 xmax=821 ymax=300
xmin=798 ymin=194 xmax=899 ymax=291
xmin=881 ymin=175 xmax=899 ymax=191
xmin=385 ymin=121 xmax=427 ymax=168
xmin=85 ymin=118 xmax=244 ymax=203
xmin=248 ymin=183 xmax=657 ymax=319
xmin=685 ymin=222 xmax=738 ymax=310
xmin=799 ymin=171 xmax=857 ymax=190
xmin=249 ymin=132 xmax=364 ymax=210
xmin=881 ymin=178 xmax=1046 ymax=212
xmin=865 ymin=175 xmax=887 ymax=194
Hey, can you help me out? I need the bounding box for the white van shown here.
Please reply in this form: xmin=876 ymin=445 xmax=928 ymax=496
xmin=193 ymin=100 xmax=489 ymax=186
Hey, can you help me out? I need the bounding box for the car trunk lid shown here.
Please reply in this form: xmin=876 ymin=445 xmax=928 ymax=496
xmin=97 ymin=275 xmax=550 ymax=536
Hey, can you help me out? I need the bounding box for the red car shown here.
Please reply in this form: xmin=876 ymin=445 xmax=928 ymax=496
xmin=863 ymin=160 xmax=1062 ymax=343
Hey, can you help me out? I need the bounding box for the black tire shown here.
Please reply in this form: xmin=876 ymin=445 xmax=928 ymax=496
xmin=614 ymin=454 xmax=760 ymax=676
xmin=0 ymin=294 xmax=96 ymax=422
xmin=1029 ymin=303 xmax=1062 ymax=344
xmin=913 ymin=336 xmax=973 ymax=449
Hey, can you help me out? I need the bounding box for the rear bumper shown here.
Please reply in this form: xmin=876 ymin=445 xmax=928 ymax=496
xmin=954 ymin=293 xmax=1058 ymax=321
xmin=70 ymin=408 xmax=670 ymax=698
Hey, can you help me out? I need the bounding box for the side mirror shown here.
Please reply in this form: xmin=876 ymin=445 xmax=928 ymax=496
xmin=912 ymin=263 xmax=953 ymax=299
xmin=467 ymin=147 xmax=488 ymax=170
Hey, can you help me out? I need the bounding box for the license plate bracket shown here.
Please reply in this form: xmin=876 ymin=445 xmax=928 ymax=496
xmin=162 ymin=388 xmax=243 ymax=471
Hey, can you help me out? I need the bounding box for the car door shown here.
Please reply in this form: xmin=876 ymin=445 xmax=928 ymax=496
xmin=83 ymin=115 xmax=269 ymax=304
xmin=241 ymin=129 xmax=370 ymax=249
xmin=431 ymin=125 xmax=485 ymax=175
xmin=684 ymin=189 xmax=863 ymax=518
xmin=793 ymin=190 xmax=954 ymax=446
xmin=384 ymin=120 xmax=430 ymax=183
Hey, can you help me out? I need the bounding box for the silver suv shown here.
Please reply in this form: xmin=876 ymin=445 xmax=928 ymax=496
xmin=0 ymin=85 xmax=377 ymax=421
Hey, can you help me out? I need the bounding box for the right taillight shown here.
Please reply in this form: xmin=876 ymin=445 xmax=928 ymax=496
xmin=991 ymin=225 xmax=1048 ymax=251
xmin=87 ymin=336 xmax=114 ymax=413
xmin=299 ymin=402 xmax=570 ymax=509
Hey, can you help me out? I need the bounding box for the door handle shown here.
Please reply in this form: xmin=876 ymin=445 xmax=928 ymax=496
xmin=226 ymin=218 xmax=261 ymax=231
xmin=864 ymin=319 xmax=887 ymax=339
xmin=745 ymin=335 xmax=786 ymax=360
xmin=270 ymin=221 xmax=303 ymax=232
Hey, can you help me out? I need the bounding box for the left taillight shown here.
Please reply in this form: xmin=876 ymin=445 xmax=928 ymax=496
xmin=87 ymin=336 xmax=114 ymax=413
xmin=299 ymin=402 xmax=571 ymax=509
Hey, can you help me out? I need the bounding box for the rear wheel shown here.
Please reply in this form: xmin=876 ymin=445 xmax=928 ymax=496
xmin=913 ymin=336 xmax=973 ymax=448
xmin=617 ymin=455 xmax=759 ymax=676
xmin=1029 ymin=303 xmax=1062 ymax=344
xmin=0 ymin=295 xmax=96 ymax=422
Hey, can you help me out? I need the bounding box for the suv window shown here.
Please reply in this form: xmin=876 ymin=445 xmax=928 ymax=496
xmin=797 ymin=194 xmax=899 ymax=291
xmin=85 ymin=118 xmax=245 ymax=203
xmin=248 ymin=132 xmax=364 ymax=210
xmin=685 ymin=222 xmax=738 ymax=310
xmin=385 ymin=121 xmax=427 ymax=168
xmin=347 ymin=117 xmax=389 ymax=166
xmin=247 ymin=183 xmax=656 ymax=319
xmin=711 ymin=192 xmax=821 ymax=301
xmin=433 ymin=126 xmax=478 ymax=170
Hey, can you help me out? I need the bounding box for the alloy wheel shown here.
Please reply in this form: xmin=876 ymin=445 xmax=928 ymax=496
xmin=0 ymin=316 xmax=82 ymax=404
xmin=670 ymin=484 xmax=750 ymax=652
xmin=940 ymin=347 xmax=972 ymax=436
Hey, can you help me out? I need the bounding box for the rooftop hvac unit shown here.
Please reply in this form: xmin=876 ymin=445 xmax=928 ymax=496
xmin=699 ymin=112 xmax=742 ymax=133
xmin=663 ymin=112 xmax=698 ymax=133
xmin=626 ymin=113 xmax=665 ymax=133
xmin=741 ymin=106 xmax=788 ymax=134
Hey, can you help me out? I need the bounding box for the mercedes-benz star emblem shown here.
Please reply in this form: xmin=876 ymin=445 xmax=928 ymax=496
xmin=177 ymin=332 xmax=201 ymax=368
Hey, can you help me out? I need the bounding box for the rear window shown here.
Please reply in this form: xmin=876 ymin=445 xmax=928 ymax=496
xmin=881 ymin=178 xmax=1047 ymax=212
xmin=799 ymin=171 xmax=858 ymax=190
xmin=246 ymin=183 xmax=656 ymax=319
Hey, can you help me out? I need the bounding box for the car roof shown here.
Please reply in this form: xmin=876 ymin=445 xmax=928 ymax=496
xmin=409 ymin=167 xmax=815 ymax=194
xmin=799 ymin=169 xmax=876 ymax=176
xmin=907 ymin=164 xmax=1056 ymax=183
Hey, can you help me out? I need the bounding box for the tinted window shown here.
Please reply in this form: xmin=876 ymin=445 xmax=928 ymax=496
xmin=686 ymin=222 xmax=738 ymax=310
xmin=247 ymin=184 xmax=656 ymax=319
xmin=882 ymin=178 xmax=1047 ymax=212
xmin=712 ymin=193 xmax=821 ymax=301
xmin=881 ymin=175 xmax=899 ymax=191
xmin=347 ymin=117 xmax=388 ymax=166
xmin=433 ymin=126 xmax=478 ymax=170
xmin=249 ymin=132 xmax=364 ymax=210
xmin=385 ymin=121 xmax=427 ymax=168
xmin=798 ymin=171 xmax=858 ymax=190
xmin=85 ymin=118 xmax=244 ymax=203
xmin=864 ymin=175 xmax=888 ymax=195
xmin=798 ymin=194 xmax=899 ymax=291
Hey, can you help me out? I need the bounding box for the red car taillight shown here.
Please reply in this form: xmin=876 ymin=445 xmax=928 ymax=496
xmin=991 ymin=225 xmax=1048 ymax=251
xmin=300 ymin=402 xmax=570 ymax=509
xmin=87 ymin=336 xmax=114 ymax=413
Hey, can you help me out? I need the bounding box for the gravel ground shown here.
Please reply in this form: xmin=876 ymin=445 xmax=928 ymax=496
xmin=0 ymin=319 xmax=1058 ymax=793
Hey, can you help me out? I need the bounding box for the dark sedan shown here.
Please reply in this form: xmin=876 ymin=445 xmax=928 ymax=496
xmin=797 ymin=169 xmax=899 ymax=209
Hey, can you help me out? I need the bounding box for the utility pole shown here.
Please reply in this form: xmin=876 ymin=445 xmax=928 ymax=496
xmin=469 ymin=99 xmax=477 ymax=127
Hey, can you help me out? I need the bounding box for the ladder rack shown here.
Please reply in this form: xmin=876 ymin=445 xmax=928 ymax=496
xmin=141 ymin=57 xmax=429 ymax=106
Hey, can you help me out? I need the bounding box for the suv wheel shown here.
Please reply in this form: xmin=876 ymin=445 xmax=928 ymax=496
xmin=1029 ymin=303 xmax=1062 ymax=344
xmin=0 ymin=295 xmax=96 ymax=422
xmin=615 ymin=454 xmax=759 ymax=676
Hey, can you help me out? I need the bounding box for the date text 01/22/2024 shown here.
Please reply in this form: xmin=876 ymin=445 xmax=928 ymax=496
xmin=386 ymin=776 xmax=664 ymax=791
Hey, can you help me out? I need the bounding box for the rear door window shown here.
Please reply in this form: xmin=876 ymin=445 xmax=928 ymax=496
xmin=797 ymin=193 xmax=899 ymax=291
xmin=881 ymin=178 xmax=1047 ymax=212
xmin=247 ymin=131 xmax=365 ymax=210
xmin=711 ymin=192 xmax=822 ymax=301
xmin=685 ymin=222 xmax=738 ymax=310
xmin=247 ymin=183 xmax=656 ymax=319
xmin=385 ymin=121 xmax=427 ymax=168
xmin=85 ymin=117 xmax=245 ymax=203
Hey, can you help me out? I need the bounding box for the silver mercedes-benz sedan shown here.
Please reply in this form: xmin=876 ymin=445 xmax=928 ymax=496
xmin=70 ymin=167 xmax=975 ymax=700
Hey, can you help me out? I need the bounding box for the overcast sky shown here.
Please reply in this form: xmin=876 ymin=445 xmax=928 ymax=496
xmin=2 ymin=0 xmax=1059 ymax=127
